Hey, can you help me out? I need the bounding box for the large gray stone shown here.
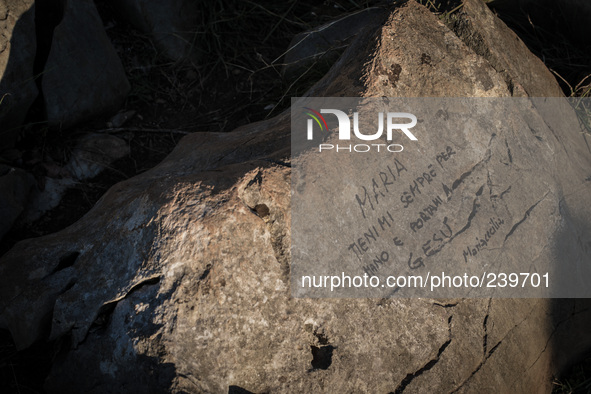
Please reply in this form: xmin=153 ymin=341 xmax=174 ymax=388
xmin=42 ymin=0 xmax=130 ymax=129
xmin=0 ymin=1 xmax=590 ymax=393
xmin=0 ymin=0 xmax=37 ymax=148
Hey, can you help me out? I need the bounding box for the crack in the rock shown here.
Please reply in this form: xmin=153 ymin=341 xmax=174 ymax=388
xmin=80 ymin=275 xmax=161 ymax=345
xmin=455 ymin=300 xmax=544 ymax=392
xmin=100 ymin=275 xmax=161 ymax=312
xmin=486 ymin=170 xmax=493 ymax=196
xmin=433 ymin=302 xmax=459 ymax=308
xmin=482 ymin=298 xmax=492 ymax=357
xmin=449 ymin=184 xmax=485 ymax=242
xmin=499 ymin=301 xmax=540 ymax=344
xmin=503 ymin=192 xmax=549 ymax=242
xmin=451 ymin=163 xmax=478 ymax=191
xmin=491 ymin=184 xmax=512 ymax=209
xmin=392 ymin=316 xmax=453 ymax=394
xmin=450 ymin=339 xmax=504 ymax=394
xmin=499 ymin=185 xmax=511 ymax=199
xmin=505 ymin=139 xmax=513 ymax=164
xmin=451 ymin=302 xmax=502 ymax=394
xmin=245 ymin=168 xmax=263 ymax=189
xmin=487 ymin=340 xmax=502 ymax=357
xmin=199 ymin=264 xmax=212 ymax=281
xmin=448 ymin=146 xmax=492 ymax=195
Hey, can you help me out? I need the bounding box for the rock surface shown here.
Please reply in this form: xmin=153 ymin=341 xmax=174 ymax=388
xmin=0 ymin=0 xmax=37 ymax=148
xmin=0 ymin=1 xmax=590 ymax=393
xmin=108 ymin=0 xmax=199 ymax=62
xmin=42 ymin=0 xmax=130 ymax=129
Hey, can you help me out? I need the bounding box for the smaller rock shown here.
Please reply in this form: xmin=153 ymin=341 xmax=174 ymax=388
xmin=42 ymin=0 xmax=130 ymax=129
xmin=20 ymin=133 xmax=129 ymax=223
xmin=0 ymin=165 xmax=36 ymax=240
xmin=65 ymin=133 xmax=129 ymax=180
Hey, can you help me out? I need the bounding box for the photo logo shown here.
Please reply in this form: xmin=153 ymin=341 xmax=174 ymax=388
xmin=305 ymin=108 xmax=418 ymax=153
xmin=303 ymin=107 xmax=328 ymax=139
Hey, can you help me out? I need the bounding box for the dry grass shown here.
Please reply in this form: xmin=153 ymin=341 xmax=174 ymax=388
xmin=553 ymin=354 xmax=591 ymax=393
xmin=487 ymin=0 xmax=591 ymax=98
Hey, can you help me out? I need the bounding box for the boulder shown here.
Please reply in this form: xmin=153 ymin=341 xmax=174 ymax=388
xmin=42 ymin=0 xmax=130 ymax=129
xmin=20 ymin=133 xmax=130 ymax=223
xmin=0 ymin=0 xmax=37 ymax=148
xmin=108 ymin=0 xmax=199 ymax=62
xmin=0 ymin=1 xmax=590 ymax=393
